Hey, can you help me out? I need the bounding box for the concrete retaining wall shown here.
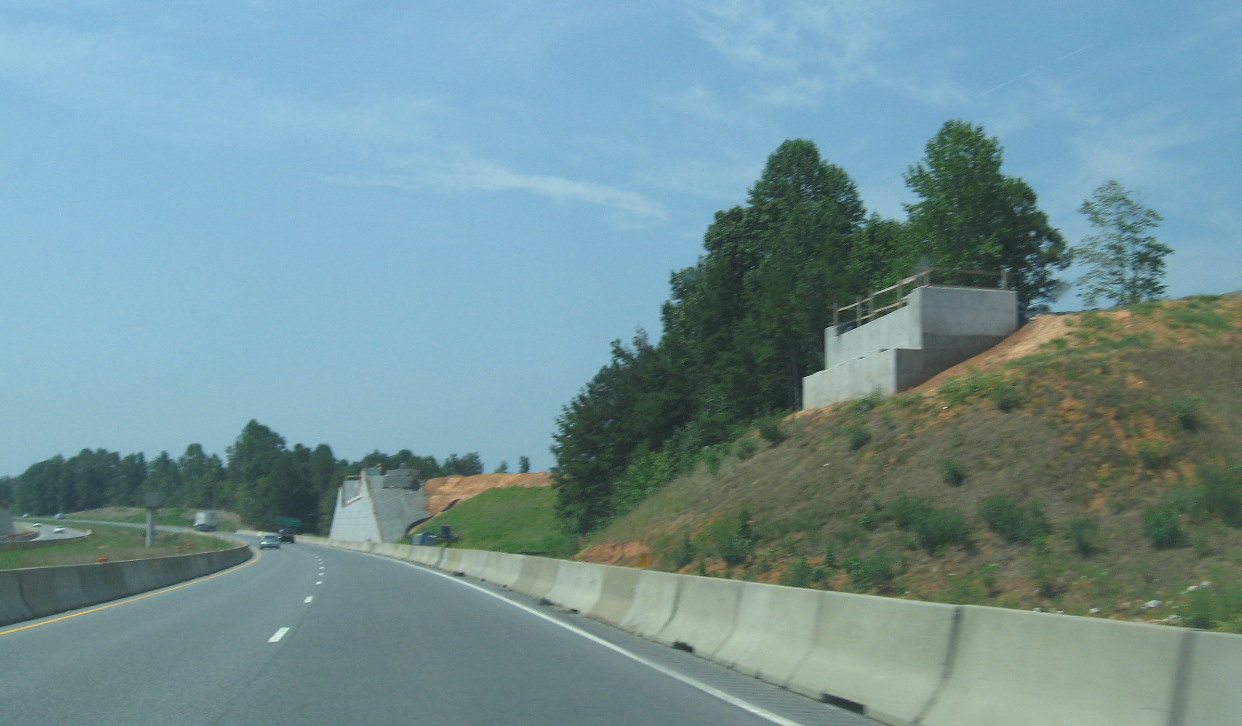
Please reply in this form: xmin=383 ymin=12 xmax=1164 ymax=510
xmin=0 ymin=544 xmax=252 ymax=628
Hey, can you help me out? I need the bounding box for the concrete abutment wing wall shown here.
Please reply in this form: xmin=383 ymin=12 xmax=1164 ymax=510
xmin=804 ymin=285 xmax=1018 ymax=409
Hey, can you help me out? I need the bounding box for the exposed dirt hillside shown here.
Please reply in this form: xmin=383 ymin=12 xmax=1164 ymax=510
xmin=422 ymin=472 xmax=551 ymax=516
xmin=579 ymin=294 xmax=1242 ymax=629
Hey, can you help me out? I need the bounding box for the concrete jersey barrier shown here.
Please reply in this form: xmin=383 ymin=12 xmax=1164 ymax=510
xmin=0 ymin=544 xmax=252 ymax=628
xmin=920 ymin=604 xmax=1188 ymax=726
xmin=787 ymin=591 xmax=959 ymax=725
xmin=307 ymin=539 xmax=1242 ymax=726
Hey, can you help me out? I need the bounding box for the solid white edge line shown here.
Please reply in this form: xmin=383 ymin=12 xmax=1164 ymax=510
xmin=268 ymin=627 xmax=290 ymax=643
xmin=378 ymin=554 xmax=806 ymax=726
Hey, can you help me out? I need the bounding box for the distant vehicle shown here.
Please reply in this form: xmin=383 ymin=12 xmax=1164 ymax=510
xmin=54 ymin=513 xmax=64 ymax=520
xmin=193 ymin=511 xmax=218 ymax=532
xmin=259 ymin=534 xmax=281 ymax=550
xmin=53 ymin=526 xmax=65 ymax=534
xmin=278 ymin=528 xmax=295 ymax=543
xmin=21 ymin=513 xmax=29 ymax=518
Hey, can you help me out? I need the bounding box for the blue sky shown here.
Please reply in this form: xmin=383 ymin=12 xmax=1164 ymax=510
xmin=2 ymin=1 xmax=1239 ymax=477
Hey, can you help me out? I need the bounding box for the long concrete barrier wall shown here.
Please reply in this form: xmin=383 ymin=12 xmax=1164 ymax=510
xmin=299 ymin=538 xmax=1241 ymax=726
xmin=0 ymin=544 xmax=252 ymax=627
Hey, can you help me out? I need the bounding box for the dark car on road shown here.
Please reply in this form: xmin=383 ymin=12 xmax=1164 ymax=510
xmin=278 ymin=528 xmax=296 ymax=543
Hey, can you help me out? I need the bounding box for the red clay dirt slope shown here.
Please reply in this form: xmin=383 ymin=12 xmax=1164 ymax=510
xmin=422 ymin=472 xmax=551 ymax=516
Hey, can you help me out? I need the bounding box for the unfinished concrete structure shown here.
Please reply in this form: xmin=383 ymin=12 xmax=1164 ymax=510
xmin=327 ymin=468 xmax=426 ymax=543
xmin=802 ymin=273 xmax=1018 ymax=410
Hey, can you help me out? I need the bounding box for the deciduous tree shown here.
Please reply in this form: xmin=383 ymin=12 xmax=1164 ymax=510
xmin=1072 ymin=180 xmax=1170 ymax=307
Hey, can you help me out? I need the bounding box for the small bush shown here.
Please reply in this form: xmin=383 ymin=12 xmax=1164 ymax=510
xmin=823 ymin=544 xmax=837 ymax=569
xmin=1143 ymin=506 xmax=1186 ymax=548
xmin=672 ymin=534 xmax=695 ymax=569
xmin=915 ymin=508 xmax=972 ymax=553
xmin=979 ymin=495 xmax=1052 ymax=544
xmin=850 ymin=391 xmax=883 ymax=416
xmin=1168 ymin=397 xmax=1203 ymax=431
xmin=1137 ymin=441 xmax=1171 ymax=470
xmin=1066 ymin=515 xmax=1099 ymax=557
xmin=887 ymin=494 xmax=970 ymax=552
xmin=940 ymin=458 xmax=967 ymax=486
xmin=734 ymin=437 xmax=760 ymax=460
xmin=844 ymin=550 xmax=896 ymax=591
xmin=845 ymin=423 xmax=871 ymax=450
xmin=888 ymin=494 xmax=934 ymax=529
xmin=990 ymin=382 xmax=1023 ymax=411
xmin=1200 ymin=464 xmax=1242 ymax=527
xmin=718 ymin=509 xmax=756 ymax=565
xmin=780 ymin=556 xmax=813 ymax=588
xmin=858 ymin=512 xmax=878 ymax=530
xmin=757 ymin=416 xmax=786 ymax=445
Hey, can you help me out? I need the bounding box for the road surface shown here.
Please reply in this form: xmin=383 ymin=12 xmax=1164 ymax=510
xmin=0 ymin=538 xmax=875 ymax=725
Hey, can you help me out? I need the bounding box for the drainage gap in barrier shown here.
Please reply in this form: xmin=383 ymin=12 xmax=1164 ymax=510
xmin=819 ymin=693 xmax=865 ymax=714
xmin=452 ymin=571 xmax=466 ymax=577
xmin=671 ymin=640 xmax=694 ymax=653
xmin=537 ymin=597 xmax=554 ymax=606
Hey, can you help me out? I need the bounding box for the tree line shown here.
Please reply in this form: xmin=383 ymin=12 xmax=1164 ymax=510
xmin=551 ymin=119 xmax=1168 ymax=536
xmin=0 ymin=420 xmax=504 ymax=534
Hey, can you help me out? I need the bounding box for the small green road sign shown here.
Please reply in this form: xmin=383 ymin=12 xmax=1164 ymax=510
xmin=274 ymin=516 xmax=303 ymax=527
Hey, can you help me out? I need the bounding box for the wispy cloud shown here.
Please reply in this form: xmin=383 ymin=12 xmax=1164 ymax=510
xmin=683 ymin=0 xmax=963 ymax=110
xmin=328 ymin=161 xmax=667 ymax=223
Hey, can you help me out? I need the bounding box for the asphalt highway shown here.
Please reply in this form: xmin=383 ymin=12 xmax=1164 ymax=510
xmin=0 ymin=539 xmax=876 ymax=725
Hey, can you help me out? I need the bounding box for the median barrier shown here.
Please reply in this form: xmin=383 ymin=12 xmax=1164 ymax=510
xmin=713 ymin=581 xmax=821 ymax=684
xmin=511 ymin=555 xmax=561 ymax=600
xmin=1180 ymin=630 xmax=1242 ymax=725
xmin=0 ymin=570 xmax=35 ymax=625
xmin=0 ymin=544 xmax=251 ymax=629
xmin=587 ymin=564 xmax=641 ymax=624
xmin=543 ymin=561 xmax=605 ymax=614
xmin=77 ymin=561 xmax=118 ymax=608
xmin=919 ymin=604 xmax=1186 ymax=726
xmin=617 ymin=569 xmax=681 ymax=639
xmin=786 ymin=591 xmax=958 ymax=726
xmin=17 ymin=568 xmax=64 ymax=618
xmin=118 ymin=558 xmax=159 ymax=593
xmin=655 ymin=574 xmax=745 ymax=658
xmin=48 ymin=565 xmax=92 ymax=613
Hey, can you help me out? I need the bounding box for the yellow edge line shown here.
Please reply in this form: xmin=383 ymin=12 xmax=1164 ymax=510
xmin=0 ymin=546 xmax=263 ymax=637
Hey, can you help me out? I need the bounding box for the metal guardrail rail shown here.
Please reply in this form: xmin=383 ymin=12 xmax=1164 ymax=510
xmin=832 ymin=268 xmax=1008 ymax=327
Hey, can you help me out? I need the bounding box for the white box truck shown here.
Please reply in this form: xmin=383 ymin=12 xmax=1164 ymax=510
xmin=193 ymin=511 xmax=218 ymax=532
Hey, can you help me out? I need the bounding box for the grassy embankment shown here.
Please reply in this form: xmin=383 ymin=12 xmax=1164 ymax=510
xmin=576 ymin=294 xmax=1242 ymax=631
xmin=410 ymin=486 xmax=577 ymax=556
xmin=0 ymin=522 xmax=234 ymax=570
xmin=61 ymin=506 xmax=242 ymax=531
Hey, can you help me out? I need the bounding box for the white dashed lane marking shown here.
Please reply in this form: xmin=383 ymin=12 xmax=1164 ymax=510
xmin=304 ymin=596 xmax=313 ymax=604
xmin=268 ymin=627 xmax=290 ymax=643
